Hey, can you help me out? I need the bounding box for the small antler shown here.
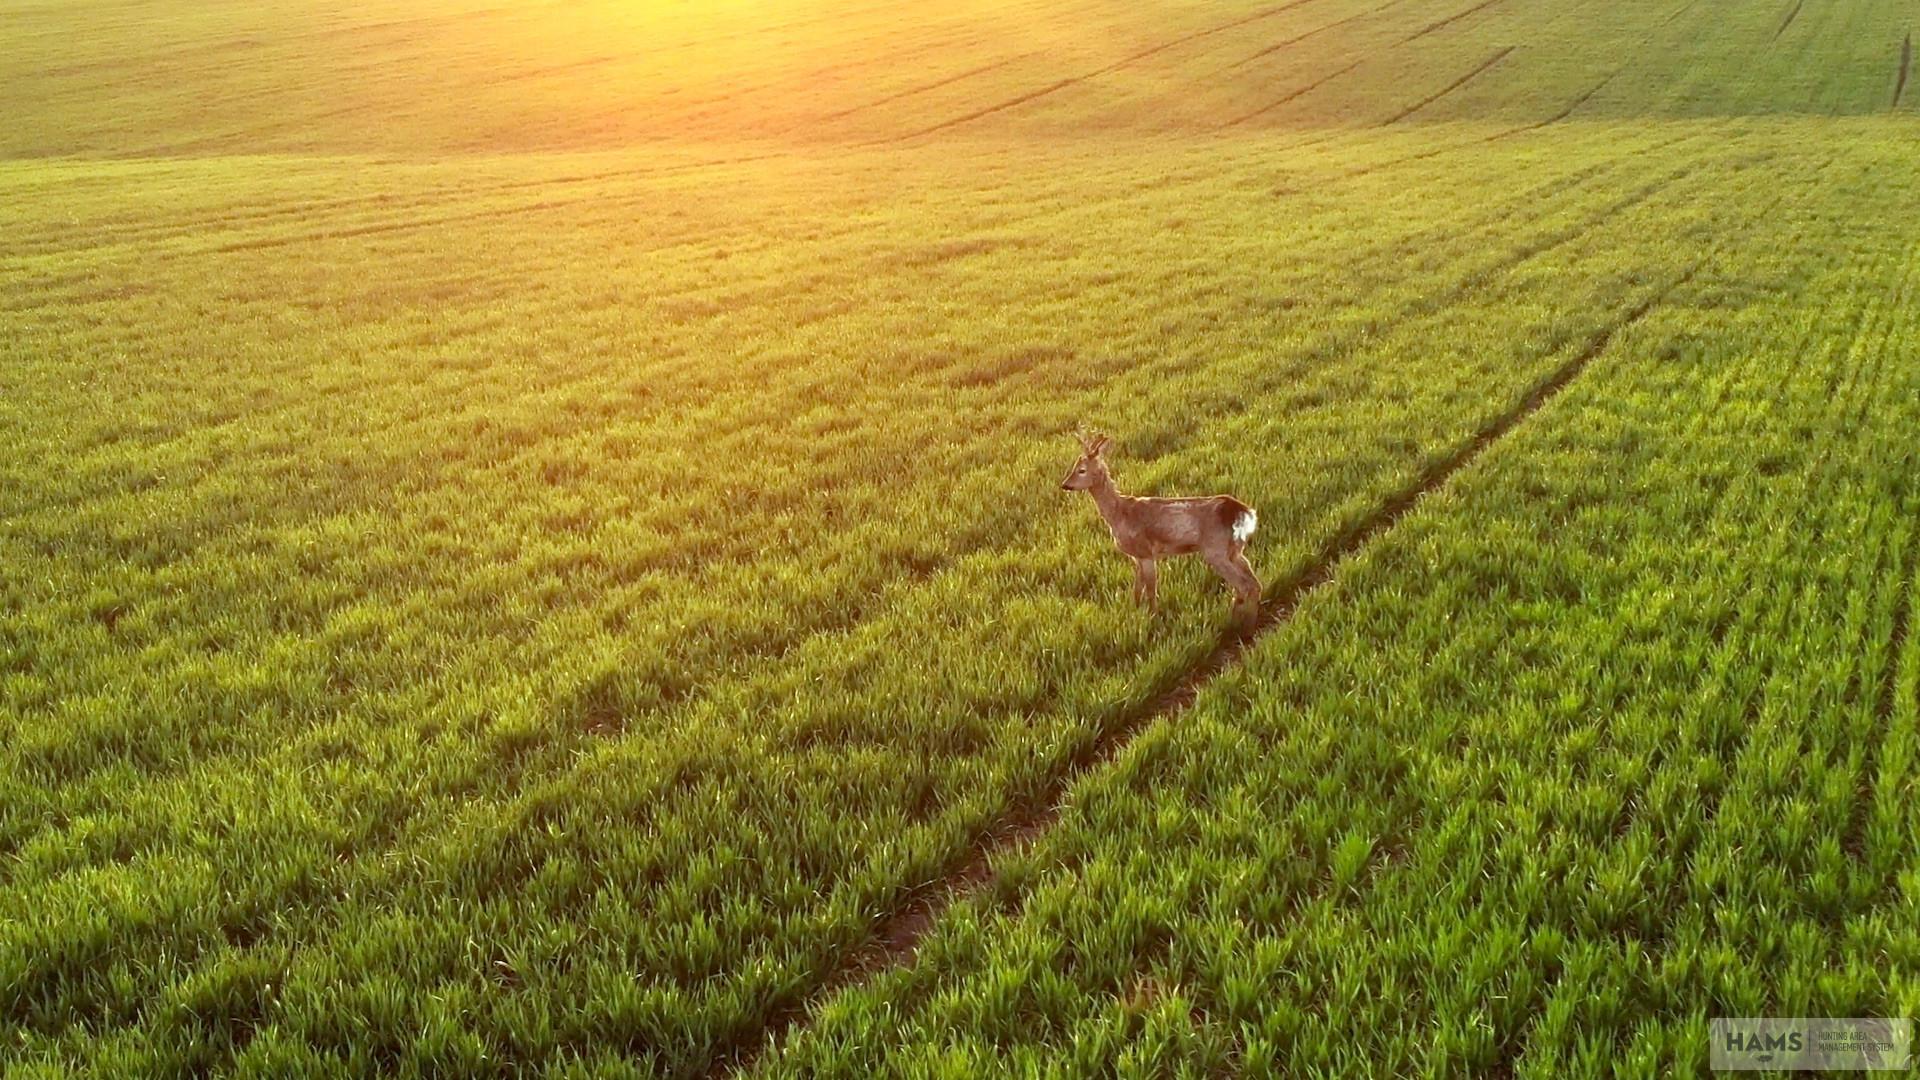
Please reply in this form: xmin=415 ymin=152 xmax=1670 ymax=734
xmin=1073 ymin=430 xmax=1112 ymax=456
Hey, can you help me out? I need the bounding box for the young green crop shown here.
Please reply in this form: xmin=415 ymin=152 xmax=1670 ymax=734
xmin=4 ymin=0 xmax=1917 ymax=1075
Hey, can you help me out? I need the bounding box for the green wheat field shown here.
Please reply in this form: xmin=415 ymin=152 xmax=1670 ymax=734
xmin=4 ymin=0 xmax=1919 ymax=1075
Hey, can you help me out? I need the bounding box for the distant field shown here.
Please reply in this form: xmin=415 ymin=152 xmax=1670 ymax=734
xmin=3 ymin=0 xmax=1918 ymax=1076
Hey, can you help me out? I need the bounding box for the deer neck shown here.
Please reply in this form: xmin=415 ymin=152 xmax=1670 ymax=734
xmin=1087 ymin=472 xmax=1131 ymax=528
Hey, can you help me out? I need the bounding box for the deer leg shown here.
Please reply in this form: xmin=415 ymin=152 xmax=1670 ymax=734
xmin=1206 ymin=549 xmax=1261 ymax=621
xmin=1133 ymin=558 xmax=1159 ymax=610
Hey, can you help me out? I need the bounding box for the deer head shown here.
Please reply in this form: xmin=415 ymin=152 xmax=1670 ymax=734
xmin=1060 ymin=432 xmax=1111 ymax=491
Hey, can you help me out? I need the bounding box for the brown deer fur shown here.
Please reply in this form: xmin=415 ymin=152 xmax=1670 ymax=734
xmin=1060 ymin=433 xmax=1261 ymax=621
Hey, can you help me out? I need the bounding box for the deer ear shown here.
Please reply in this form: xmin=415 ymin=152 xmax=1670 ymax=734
xmin=1090 ymin=434 xmax=1110 ymax=456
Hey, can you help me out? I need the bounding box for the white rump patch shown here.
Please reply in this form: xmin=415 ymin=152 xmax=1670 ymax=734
xmin=1233 ymin=509 xmax=1258 ymax=543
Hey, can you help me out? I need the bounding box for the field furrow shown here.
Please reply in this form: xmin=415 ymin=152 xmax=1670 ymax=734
xmin=1897 ymin=32 xmax=1913 ymax=108
xmin=1381 ymin=45 xmax=1517 ymax=125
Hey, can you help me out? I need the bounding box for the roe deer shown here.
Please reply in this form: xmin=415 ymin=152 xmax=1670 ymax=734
xmin=1060 ymin=432 xmax=1261 ymax=622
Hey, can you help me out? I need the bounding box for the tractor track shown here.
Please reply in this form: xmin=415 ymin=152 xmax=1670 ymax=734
xmin=1774 ymin=0 xmax=1806 ymax=40
xmin=1226 ymin=0 xmax=1413 ymax=70
xmin=1220 ymin=58 xmax=1364 ymax=126
xmin=1663 ymin=0 xmax=1704 ymax=26
xmin=1381 ymin=45 xmax=1515 ymax=124
xmin=818 ymin=53 xmax=1035 ymax=121
xmin=874 ymin=0 xmax=1333 ymax=142
xmin=1895 ymin=33 xmax=1912 ymax=109
xmin=1485 ymin=71 xmax=1618 ymax=140
xmin=1400 ymin=0 xmax=1504 ymax=45
xmin=1533 ymin=70 xmax=1616 ymax=126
